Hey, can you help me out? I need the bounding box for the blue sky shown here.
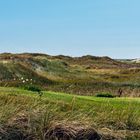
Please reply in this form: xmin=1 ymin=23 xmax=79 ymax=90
xmin=0 ymin=0 xmax=140 ymax=58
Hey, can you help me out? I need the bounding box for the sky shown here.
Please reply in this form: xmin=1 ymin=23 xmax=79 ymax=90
xmin=0 ymin=0 xmax=140 ymax=58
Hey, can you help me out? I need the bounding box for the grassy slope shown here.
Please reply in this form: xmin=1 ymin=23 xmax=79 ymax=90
xmin=1 ymin=53 xmax=140 ymax=96
xmin=0 ymin=87 xmax=140 ymax=139
xmin=1 ymin=53 xmax=140 ymax=97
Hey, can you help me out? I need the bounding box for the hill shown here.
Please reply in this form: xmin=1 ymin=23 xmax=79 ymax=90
xmin=1 ymin=53 xmax=140 ymax=96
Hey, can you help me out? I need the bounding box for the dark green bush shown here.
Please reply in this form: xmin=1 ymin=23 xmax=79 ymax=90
xmin=95 ymin=93 xmax=115 ymax=98
xmin=24 ymin=85 xmax=42 ymax=93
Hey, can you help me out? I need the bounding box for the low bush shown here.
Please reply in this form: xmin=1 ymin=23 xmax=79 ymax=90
xmin=95 ymin=93 xmax=115 ymax=98
xmin=24 ymin=85 xmax=42 ymax=93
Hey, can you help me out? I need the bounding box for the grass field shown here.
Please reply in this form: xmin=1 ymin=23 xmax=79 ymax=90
xmin=0 ymin=87 xmax=140 ymax=139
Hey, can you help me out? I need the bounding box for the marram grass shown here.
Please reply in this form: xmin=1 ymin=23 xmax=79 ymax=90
xmin=0 ymin=87 xmax=140 ymax=139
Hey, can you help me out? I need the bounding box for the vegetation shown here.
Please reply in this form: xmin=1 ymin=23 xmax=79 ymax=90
xmin=1 ymin=53 xmax=140 ymax=97
xmin=0 ymin=87 xmax=140 ymax=139
xmin=24 ymin=85 xmax=42 ymax=92
xmin=0 ymin=53 xmax=140 ymax=139
xmin=95 ymin=93 xmax=115 ymax=98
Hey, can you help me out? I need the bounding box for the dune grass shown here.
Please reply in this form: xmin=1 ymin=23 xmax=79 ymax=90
xmin=0 ymin=87 xmax=140 ymax=139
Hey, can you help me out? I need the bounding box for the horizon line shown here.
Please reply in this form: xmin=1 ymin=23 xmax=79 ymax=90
xmin=0 ymin=52 xmax=138 ymax=60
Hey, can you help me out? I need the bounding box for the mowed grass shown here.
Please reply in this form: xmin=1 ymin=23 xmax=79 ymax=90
xmin=0 ymin=87 xmax=140 ymax=139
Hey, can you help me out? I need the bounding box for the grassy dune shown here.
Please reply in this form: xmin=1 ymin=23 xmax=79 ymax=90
xmin=0 ymin=87 xmax=140 ymax=139
xmin=1 ymin=53 xmax=140 ymax=97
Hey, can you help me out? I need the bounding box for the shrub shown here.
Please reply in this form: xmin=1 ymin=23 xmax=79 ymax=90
xmin=24 ymin=85 xmax=42 ymax=93
xmin=95 ymin=93 xmax=115 ymax=98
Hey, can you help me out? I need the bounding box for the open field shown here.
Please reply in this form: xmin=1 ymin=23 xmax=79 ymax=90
xmin=0 ymin=87 xmax=140 ymax=139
